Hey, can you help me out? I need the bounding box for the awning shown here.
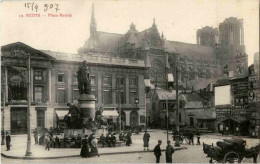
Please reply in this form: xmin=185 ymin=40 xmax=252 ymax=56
xmin=221 ymin=116 xmax=247 ymax=124
xmin=55 ymin=110 xmax=69 ymax=119
xmin=102 ymin=110 xmax=119 ymax=117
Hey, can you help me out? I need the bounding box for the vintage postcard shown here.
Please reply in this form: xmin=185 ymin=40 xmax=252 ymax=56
xmin=1 ymin=0 xmax=259 ymax=163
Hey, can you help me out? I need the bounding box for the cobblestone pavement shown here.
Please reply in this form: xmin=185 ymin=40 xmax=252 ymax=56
xmin=1 ymin=130 xmax=259 ymax=163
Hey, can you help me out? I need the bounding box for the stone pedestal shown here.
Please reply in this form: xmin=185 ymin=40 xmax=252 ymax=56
xmin=78 ymin=94 xmax=96 ymax=124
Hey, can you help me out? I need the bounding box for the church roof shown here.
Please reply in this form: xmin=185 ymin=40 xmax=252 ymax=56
xmin=84 ymin=31 xmax=123 ymax=51
xmin=165 ymin=40 xmax=217 ymax=60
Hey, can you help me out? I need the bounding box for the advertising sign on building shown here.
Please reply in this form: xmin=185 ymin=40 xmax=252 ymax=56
xmin=214 ymin=85 xmax=231 ymax=106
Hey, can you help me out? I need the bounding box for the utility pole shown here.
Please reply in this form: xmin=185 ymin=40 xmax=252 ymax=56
xmin=166 ymin=96 xmax=169 ymax=141
xmin=175 ymin=59 xmax=180 ymax=147
xmin=25 ymin=54 xmax=32 ymax=156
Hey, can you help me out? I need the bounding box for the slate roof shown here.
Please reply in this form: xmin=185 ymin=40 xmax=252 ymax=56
xmin=84 ymin=31 xmax=123 ymax=51
xmin=165 ymin=40 xmax=216 ymax=60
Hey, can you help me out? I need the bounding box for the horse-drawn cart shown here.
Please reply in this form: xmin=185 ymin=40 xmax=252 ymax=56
xmin=203 ymin=138 xmax=259 ymax=163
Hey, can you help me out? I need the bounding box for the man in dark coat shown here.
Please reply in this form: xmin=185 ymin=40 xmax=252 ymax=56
xmin=153 ymin=140 xmax=162 ymax=163
xmin=100 ymin=134 xmax=106 ymax=147
xmin=33 ymin=130 xmax=38 ymax=144
xmin=77 ymin=60 xmax=91 ymax=94
xmin=143 ymin=131 xmax=150 ymax=150
xmin=165 ymin=140 xmax=175 ymax=163
xmin=5 ymin=132 xmax=11 ymax=151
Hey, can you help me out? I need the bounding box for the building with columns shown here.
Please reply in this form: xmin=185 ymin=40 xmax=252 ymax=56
xmin=1 ymin=42 xmax=147 ymax=134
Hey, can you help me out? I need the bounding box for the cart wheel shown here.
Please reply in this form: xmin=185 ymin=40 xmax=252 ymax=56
xmin=224 ymin=151 xmax=241 ymax=163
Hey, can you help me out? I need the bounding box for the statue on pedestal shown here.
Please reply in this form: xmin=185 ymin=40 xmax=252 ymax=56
xmin=77 ymin=60 xmax=91 ymax=94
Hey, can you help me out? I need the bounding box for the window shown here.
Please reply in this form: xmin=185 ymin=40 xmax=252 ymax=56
xmin=103 ymin=90 xmax=112 ymax=104
xmin=162 ymin=102 xmax=166 ymax=110
xmin=117 ymin=90 xmax=126 ymax=104
xmin=130 ymin=77 xmax=137 ymax=86
xmin=90 ymin=75 xmax=96 ymax=85
xmin=179 ymin=113 xmax=182 ymax=123
xmin=57 ymin=88 xmax=65 ymax=103
xmin=129 ymin=91 xmax=137 ymax=104
xmin=37 ymin=110 xmax=45 ymax=128
xmin=34 ymin=86 xmax=43 ymax=102
xmin=103 ymin=76 xmax=111 ymax=86
xmin=58 ymin=73 xmax=65 ymax=83
xmin=73 ymin=89 xmax=80 ymax=100
xmin=117 ymin=77 xmax=125 ymax=86
xmin=73 ymin=73 xmax=77 ymax=83
xmin=34 ymin=71 xmax=43 ymax=81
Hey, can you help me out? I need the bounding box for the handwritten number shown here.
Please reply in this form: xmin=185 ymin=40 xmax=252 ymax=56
xmin=44 ymin=4 xmax=48 ymax=12
xmin=55 ymin=4 xmax=60 ymax=12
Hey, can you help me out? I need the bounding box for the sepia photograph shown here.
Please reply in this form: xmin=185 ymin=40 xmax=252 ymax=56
xmin=0 ymin=0 xmax=259 ymax=163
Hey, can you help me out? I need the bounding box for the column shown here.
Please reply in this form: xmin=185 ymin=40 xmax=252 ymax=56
xmin=112 ymin=74 xmax=116 ymax=104
xmin=67 ymin=70 xmax=72 ymax=103
xmin=125 ymin=111 xmax=131 ymax=126
xmin=98 ymin=73 xmax=102 ymax=105
xmin=30 ymin=68 xmax=33 ymax=101
xmin=125 ymin=75 xmax=129 ymax=104
xmin=48 ymin=69 xmax=52 ymax=103
xmin=30 ymin=107 xmax=36 ymax=131
xmin=5 ymin=68 xmax=8 ymax=102
xmin=4 ymin=106 xmax=10 ymax=133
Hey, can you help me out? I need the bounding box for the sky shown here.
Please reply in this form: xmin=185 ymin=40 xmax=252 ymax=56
xmin=1 ymin=0 xmax=259 ymax=65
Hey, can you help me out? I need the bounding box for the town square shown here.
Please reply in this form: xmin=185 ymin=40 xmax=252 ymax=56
xmin=1 ymin=0 xmax=259 ymax=163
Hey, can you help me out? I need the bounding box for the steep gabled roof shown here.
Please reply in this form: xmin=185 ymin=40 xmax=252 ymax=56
xmin=84 ymin=31 xmax=123 ymax=51
xmin=165 ymin=40 xmax=217 ymax=61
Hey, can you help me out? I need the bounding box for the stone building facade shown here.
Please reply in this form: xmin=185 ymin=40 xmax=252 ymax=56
xmin=1 ymin=42 xmax=147 ymax=134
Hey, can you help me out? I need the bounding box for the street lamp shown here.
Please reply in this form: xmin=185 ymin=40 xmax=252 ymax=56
xmin=25 ymin=54 xmax=32 ymax=156
xmin=168 ymin=53 xmax=180 ymax=147
xmin=144 ymin=76 xmax=151 ymax=132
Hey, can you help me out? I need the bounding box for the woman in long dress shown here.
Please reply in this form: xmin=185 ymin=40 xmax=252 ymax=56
xmin=80 ymin=135 xmax=90 ymax=158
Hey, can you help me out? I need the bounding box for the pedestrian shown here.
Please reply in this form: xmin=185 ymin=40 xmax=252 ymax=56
xmin=5 ymin=132 xmax=11 ymax=151
xmin=196 ymin=130 xmax=201 ymax=145
xmin=54 ymin=136 xmax=60 ymax=148
xmin=153 ymin=140 xmax=162 ymax=163
xmin=33 ymin=130 xmax=38 ymax=144
xmin=165 ymin=140 xmax=175 ymax=163
xmin=90 ymin=135 xmax=100 ymax=157
xmin=106 ymin=133 xmax=112 ymax=147
xmin=80 ymin=135 xmax=90 ymax=158
xmin=126 ymin=131 xmax=131 ymax=146
xmin=76 ymin=134 xmax=82 ymax=148
xmin=44 ymin=134 xmax=50 ymax=151
xmin=143 ymin=130 xmax=150 ymax=150
xmin=100 ymin=133 xmax=106 ymax=147
xmin=111 ymin=133 xmax=116 ymax=147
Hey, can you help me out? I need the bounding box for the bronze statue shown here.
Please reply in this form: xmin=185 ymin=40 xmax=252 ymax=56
xmin=77 ymin=60 xmax=91 ymax=94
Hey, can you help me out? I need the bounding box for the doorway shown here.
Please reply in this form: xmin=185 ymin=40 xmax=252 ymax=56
xmin=11 ymin=107 xmax=27 ymax=134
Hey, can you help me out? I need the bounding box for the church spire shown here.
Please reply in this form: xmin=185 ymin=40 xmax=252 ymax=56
xmin=90 ymin=3 xmax=97 ymax=37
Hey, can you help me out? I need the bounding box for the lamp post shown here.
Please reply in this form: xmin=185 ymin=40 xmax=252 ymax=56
xmin=174 ymin=57 xmax=180 ymax=147
xmin=166 ymin=95 xmax=169 ymax=141
xmin=25 ymin=54 xmax=32 ymax=156
xmin=144 ymin=77 xmax=151 ymax=132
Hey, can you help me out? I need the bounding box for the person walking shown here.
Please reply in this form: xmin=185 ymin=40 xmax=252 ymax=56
xmin=33 ymin=130 xmax=38 ymax=144
xmin=126 ymin=131 xmax=131 ymax=146
xmin=80 ymin=135 xmax=90 ymax=158
xmin=90 ymin=135 xmax=100 ymax=157
xmin=165 ymin=140 xmax=175 ymax=163
xmin=196 ymin=130 xmax=201 ymax=145
xmin=153 ymin=140 xmax=162 ymax=163
xmin=5 ymin=132 xmax=11 ymax=151
xmin=44 ymin=134 xmax=50 ymax=151
xmin=143 ymin=131 xmax=150 ymax=150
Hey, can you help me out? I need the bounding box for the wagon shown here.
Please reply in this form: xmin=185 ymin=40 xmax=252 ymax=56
xmin=203 ymin=138 xmax=259 ymax=163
